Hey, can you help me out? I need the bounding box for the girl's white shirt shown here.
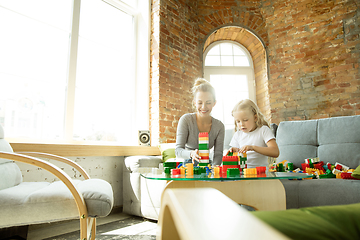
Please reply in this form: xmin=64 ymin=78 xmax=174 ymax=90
xmin=229 ymin=125 xmax=275 ymax=168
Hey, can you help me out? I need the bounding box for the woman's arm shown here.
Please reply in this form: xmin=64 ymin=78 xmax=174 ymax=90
xmin=212 ymin=122 xmax=225 ymax=166
xmin=175 ymin=114 xmax=193 ymax=160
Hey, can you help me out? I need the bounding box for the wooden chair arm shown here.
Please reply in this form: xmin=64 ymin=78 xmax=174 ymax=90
xmin=157 ymin=188 xmax=290 ymax=240
xmin=16 ymin=152 xmax=90 ymax=179
xmin=0 ymin=151 xmax=88 ymax=219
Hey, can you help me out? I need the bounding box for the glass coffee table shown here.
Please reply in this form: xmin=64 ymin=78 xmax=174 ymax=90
xmin=141 ymin=171 xmax=313 ymax=211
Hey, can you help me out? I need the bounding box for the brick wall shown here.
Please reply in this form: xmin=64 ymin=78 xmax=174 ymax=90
xmin=263 ymin=0 xmax=360 ymax=123
xmin=150 ymin=0 xmax=201 ymax=144
xmin=151 ymin=0 xmax=360 ymax=144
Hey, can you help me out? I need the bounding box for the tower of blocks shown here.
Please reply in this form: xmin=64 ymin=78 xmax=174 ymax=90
xmin=198 ymin=132 xmax=210 ymax=165
xmin=230 ymin=152 xmax=247 ymax=170
xmin=222 ymin=156 xmax=240 ymax=176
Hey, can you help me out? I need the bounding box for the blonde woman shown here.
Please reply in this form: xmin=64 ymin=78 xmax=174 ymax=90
xmin=226 ymin=99 xmax=279 ymax=168
xmin=175 ymin=78 xmax=225 ymax=166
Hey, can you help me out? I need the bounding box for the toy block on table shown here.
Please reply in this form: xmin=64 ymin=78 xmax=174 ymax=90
xmin=243 ymin=168 xmax=257 ymax=175
xmin=198 ymin=132 xmax=210 ymax=163
xmin=256 ymin=166 xmax=266 ymax=174
xmin=227 ymin=168 xmax=240 ymax=177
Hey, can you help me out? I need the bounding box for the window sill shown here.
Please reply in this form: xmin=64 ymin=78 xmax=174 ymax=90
xmin=9 ymin=142 xmax=161 ymax=157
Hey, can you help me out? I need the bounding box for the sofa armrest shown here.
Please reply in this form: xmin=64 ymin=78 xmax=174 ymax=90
xmin=124 ymin=155 xmax=162 ymax=173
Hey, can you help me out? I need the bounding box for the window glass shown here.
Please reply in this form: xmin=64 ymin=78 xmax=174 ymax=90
xmin=205 ymin=42 xmax=250 ymax=67
xmin=204 ymin=42 xmax=255 ymax=130
xmin=0 ymin=1 xmax=71 ymax=139
xmin=0 ymin=0 xmax=143 ymax=144
xmin=74 ymin=0 xmax=134 ymax=142
xmin=211 ymin=75 xmax=249 ymax=128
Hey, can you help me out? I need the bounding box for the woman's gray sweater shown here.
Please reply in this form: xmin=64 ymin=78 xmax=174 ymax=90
xmin=175 ymin=113 xmax=225 ymax=166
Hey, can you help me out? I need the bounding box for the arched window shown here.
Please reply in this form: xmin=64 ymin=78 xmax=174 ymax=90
xmin=204 ymin=41 xmax=256 ymax=130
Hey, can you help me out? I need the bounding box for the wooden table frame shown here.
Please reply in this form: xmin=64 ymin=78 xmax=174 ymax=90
xmin=161 ymin=179 xmax=287 ymax=211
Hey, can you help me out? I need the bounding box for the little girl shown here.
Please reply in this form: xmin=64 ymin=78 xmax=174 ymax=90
xmin=227 ymin=99 xmax=279 ymax=168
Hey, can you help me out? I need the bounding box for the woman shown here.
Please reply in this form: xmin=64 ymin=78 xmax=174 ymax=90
xmin=175 ymin=78 xmax=225 ymax=166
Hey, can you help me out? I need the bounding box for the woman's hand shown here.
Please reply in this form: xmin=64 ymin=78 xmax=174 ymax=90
xmin=190 ymin=149 xmax=200 ymax=163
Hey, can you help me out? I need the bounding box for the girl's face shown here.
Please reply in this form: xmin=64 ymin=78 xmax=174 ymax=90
xmin=194 ymin=91 xmax=216 ymax=118
xmin=233 ymin=109 xmax=257 ymax=133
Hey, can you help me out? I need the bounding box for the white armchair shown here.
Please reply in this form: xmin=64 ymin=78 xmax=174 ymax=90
xmin=0 ymin=124 xmax=114 ymax=240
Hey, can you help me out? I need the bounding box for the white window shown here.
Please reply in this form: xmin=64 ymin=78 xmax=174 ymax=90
xmin=204 ymin=41 xmax=255 ymax=130
xmin=0 ymin=0 xmax=150 ymax=145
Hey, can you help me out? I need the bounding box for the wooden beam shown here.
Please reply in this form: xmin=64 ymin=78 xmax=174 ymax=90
xmin=9 ymin=143 xmax=161 ymax=157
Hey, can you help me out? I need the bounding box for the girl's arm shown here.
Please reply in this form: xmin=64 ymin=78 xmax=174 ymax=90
xmin=225 ymin=147 xmax=240 ymax=156
xmin=239 ymin=139 xmax=279 ymax=158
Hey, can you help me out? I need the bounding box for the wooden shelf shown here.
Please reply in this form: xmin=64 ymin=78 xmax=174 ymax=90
xmin=9 ymin=142 xmax=161 ymax=157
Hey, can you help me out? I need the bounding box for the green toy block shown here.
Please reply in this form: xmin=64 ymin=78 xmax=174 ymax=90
xmin=223 ymin=161 xmax=238 ymax=165
xmin=199 ymin=163 xmax=209 ymax=167
xmin=163 ymin=162 xmax=177 ymax=168
xmin=193 ymin=167 xmax=201 ymax=175
xmin=227 ymin=168 xmax=240 ymax=177
xmin=199 ymin=143 xmax=209 ymax=150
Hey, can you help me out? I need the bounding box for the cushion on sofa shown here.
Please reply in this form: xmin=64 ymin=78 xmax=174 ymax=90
xmin=318 ymin=115 xmax=360 ymax=169
xmin=0 ymin=179 xmax=114 ymax=228
xmin=352 ymin=165 xmax=360 ymax=179
xmin=158 ymin=143 xmax=176 ymax=162
xmin=276 ymin=119 xmax=318 ymax=168
xmin=252 ymin=202 xmax=360 ymax=240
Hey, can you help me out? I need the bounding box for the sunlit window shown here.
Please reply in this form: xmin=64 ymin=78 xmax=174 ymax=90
xmin=205 ymin=43 xmax=250 ymax=67
xmin=204 ymin=41 xmax=255 ymax=130
xmin=0 ymin=0 xmax=149 ymax=145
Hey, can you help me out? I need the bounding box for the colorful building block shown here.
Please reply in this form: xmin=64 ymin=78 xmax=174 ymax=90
xmin=199 ymin=132 xmax=210 ymax=163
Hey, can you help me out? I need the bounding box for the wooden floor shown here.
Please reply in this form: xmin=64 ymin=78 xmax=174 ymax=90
xmin=26 ymin=212 xmax=157 ymax=240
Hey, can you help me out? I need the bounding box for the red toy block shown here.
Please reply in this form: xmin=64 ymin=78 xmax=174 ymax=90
xmin=301 ymin=163 xmax=310 ymax=170
xmin=171 ymin=168 xmax=181 ymax=175
xmin=199 ymin=132 xmax=209 ymax=138
xmin=222 ymin=156 xmax=239 ymax=162
xmin=256 ymin=166 xmax=266 ymax=174
xmin=341 ymin=172 xmax=360 ymax=180
xmin=314 ymin=163 xmax=325 ymax=171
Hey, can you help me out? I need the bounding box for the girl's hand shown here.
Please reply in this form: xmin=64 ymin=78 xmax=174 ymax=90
xmin=239 ymin=145 xmax=254 ymax=153
xmin=225 ymin=147 xmax=240 ymax=156
xmin=190 ymin=149 xmax=200 ymax=163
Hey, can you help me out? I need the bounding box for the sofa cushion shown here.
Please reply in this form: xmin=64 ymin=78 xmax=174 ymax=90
xmin=0 ymin=137 xmax=23 ymax=190
xmin=318 ymin=116 xmax=360 ymax=169
xmin=352 ymin=165 xmax=360 ymax=179
xmin=0 ymin=179 xmax=114 ymax=227
xmin=276 ymin=120 xmax=318 ymax=168
xmin=252 ymin=202 xmax=360 ymax=240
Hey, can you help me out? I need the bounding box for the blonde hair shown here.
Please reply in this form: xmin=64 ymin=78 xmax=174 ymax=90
xmin=191 ymin=78 xmax=216 ymax=102
xmin=231 ymin=99 xmax=269 ymax=131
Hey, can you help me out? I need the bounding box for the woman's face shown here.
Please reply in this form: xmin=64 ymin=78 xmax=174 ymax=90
xmin=194 ymin=91 xmax=216 ymax=117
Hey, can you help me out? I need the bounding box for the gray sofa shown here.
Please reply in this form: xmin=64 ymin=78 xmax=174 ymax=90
xmin=275 ymin=115 xmax=360 ymax=209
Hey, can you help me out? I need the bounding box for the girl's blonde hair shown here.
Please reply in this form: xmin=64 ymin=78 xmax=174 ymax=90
xmin=231 ymin=99 xmax=269 ymax=131
xmin=191 ymin=78 xmax=216 ymax=102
